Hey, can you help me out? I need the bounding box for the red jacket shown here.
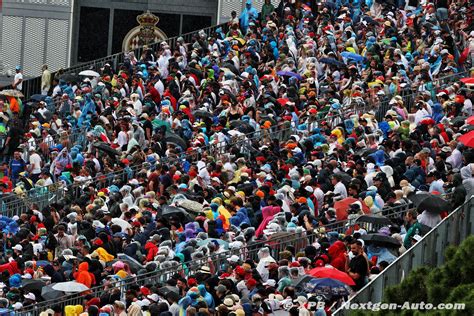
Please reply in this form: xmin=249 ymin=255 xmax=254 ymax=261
xmin=144 ymin=241 xmax=158 ymax=262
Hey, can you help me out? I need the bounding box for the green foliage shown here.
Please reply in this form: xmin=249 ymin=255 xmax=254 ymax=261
xmin=381 ymin=236 xmax=474 ymax=316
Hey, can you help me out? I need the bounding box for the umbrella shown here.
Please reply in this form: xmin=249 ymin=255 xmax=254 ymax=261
xmin=460 ymin=77 xmax=474 ymax=86
xmin=450 ymin=116 xmax=468 ymax=126
xmin=164 ymin=133 xmax=187 ymax=150
xmin=93 ymin=142 xmax=120 ymax=158
xmin=59 ymin=73 xmax=80 ymax=83
xmin=307 ymin=267 xmax=356 ymax=286
xmin=466 ymin=116 xmax=474 ymax=125
xmin=220 ymin=87 xmax=238 ymax=104
xmin=30 ymin=94 xmax=47 ymax=102
xmin=334 ymin=197 xmax=370 ymax=220
xmin=114 ymin=253 xmax=144 ymax=273
xmin=197 ymin=238 xmax=229 ymax=250
xmin=407 ymin=192 xmax=430 ymax=206
xmin=221 ymin=63 xmax=239 ymax=76
xmin=229 ymin=120 xmax=255 ymax=133
xmin=111 ymin=218 xmax=132 ymax=231
xmin=360 ymin=234 xmax=401 ymax=248
xmin=355 ymin=215 xmax=392 ymax=226
xmin=193 ymin=110 xmax=213 ymax=119
xmin=319 ymin=58 xmax=346 ymax=68
xmin=458 ymin=130 xmax=474 ymax=148
xmin=41 ymin=284 xmax=64 ymax=301
xmin=303 ymin=278 xmax=352 ymax=297
xmin=0 ymin=89 xmax=24 ymax=98
xmin=161 ymin=205 xmax=193 ymax=222
xmin=277 ymin=98 xmax=289 ymax=106
xmin=22 ymin=279 xmax=46 ymax=293
xmin=276 ymin=71 xmax=303 ymax=81
xmin=79 ymin=70 xmax=100 ymax=77
xmin=175 ymin=199 xmax=203 ymax=213
xmin=158 ymin=285 xmax=179 ymax=297
xmin=416 ymin=195 xmax=452 ymax=214
xmin=52 ymin=281 xmax=89 ymax=292
xmin=354 ymin=147 xmax=377 ymax=157
xmin=340 ymin=52 xmax=366 ymax=63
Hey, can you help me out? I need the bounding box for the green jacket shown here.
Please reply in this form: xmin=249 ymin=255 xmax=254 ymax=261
xmin=404 ymin=221 xmax=422 ymax=249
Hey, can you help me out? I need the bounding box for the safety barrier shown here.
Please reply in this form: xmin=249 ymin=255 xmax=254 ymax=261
xmin=334 ymin=196 xmax=474 ymax=315
xmin=17 ymin=229 xmax=318 ymax=315
xmin=0 ymin=113 xmax=343 ymax=217
xmin=16 ymin=196 xmax=458 ymax=315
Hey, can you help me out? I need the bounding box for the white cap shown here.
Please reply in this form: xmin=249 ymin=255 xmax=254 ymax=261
xmin=24 ymin=293 xmax=36 ymax=301
xmin=13 ymin=244 xmax=22 ymax=251
xmin=12 ymin=302 xmax=23 ymax=310
xmin=147 ymin=293 xmax=160 ymax=302
xmin=211 ymin=177 xmax=221 ymax=183
xmin=304 ymin=186 xmax=314 ymax=193
xmin=227 ymin=255 xmax=240 ymax=263
xmin=412 ymin=234 xmax=423 ymax=242
xmin=263 ymin=279 xmax=276 ymax=287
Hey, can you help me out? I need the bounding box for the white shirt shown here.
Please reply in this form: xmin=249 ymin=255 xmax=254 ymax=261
xmin=14 ymin=72 xmax=23 ymax=90
xmin=29 ymin=153 xmax=42 ymax=174
xmin=333 ymin=181 xmax=348 ymax=199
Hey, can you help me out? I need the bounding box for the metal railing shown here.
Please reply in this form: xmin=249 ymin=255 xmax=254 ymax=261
xmin=334 ymin=196 xmax=474 ymax=315
xmin=0 ymin=113 xmax=344 ymax=217
xmin=17 ymin=229 xmax=318 ymax=315
xmin=1 ymin=22 xmax=229 ymax=99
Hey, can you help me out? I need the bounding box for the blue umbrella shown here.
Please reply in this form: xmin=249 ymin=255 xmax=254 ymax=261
xmin=303 ymin=278 xmax=351 ymax=297
xmin=341 ymin=52 xmax=366 ymax=63
xmin=276 ymin=71 xmax=303 ymax=81
xmin=319 ymin=58 xmax=346 ymax=68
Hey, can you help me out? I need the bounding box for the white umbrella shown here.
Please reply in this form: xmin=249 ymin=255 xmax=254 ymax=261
xmin=111 ymin=218 xmax=132 ymax=231
xmin=79 ymin=70 xmax=100 ymax=77
xmin=52 ymin=281 xmax=89 ymax=293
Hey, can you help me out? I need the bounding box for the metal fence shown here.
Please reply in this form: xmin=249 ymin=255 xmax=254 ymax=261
xmin=0 ymin=113 xmax=343 ymax=217
xmin=334 ymin=196 xmax=474 ymax=315
xmin=1 ymin=22 xmax=229 ymax=99
xmin=372 ymin=71 xmax=467 ymax=122
xmin=16 ymin=196 xmax=459 ymax=315
xmin=17 ymin=230 xmax=319 ymax=315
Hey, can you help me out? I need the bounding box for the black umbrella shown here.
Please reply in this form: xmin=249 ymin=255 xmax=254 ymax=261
xmin=193 ymin=110 xmax=213 ymax=120
xmin=355 ymin=215 xmax=392 ymax=226
xmin=41 ymin=284 xmax=64 ymax=301
xmin=188 ymin=68 xmax=203 ymax=80
xmin=407 ymin=192 xmax=430 ymax=206
xmin=30 ymin=94 xmax=47 ymax=102
xmin=93 ymin=142 xmax=120 ymax=158
xmin=22 ymin=279 xmax=46 ymax=293
xmin=361 ymin=234 xmax=401 ymax=248
xmin=354 ymin=147 xmax=377 ymax=157
xmin=60 ymin=73 xmax=80 ymax=83
xmin=259 ymin=114 xmax=276 ymax=126
xmin=229 ymin=121 xmax=255 ymax=133
xmin=362 ymin=16 xmax=379 ymax=25
xmin=450 ymin=116 xmax=468 ymax=126
xmin=221 ymin=62 xmax=239 ymax=76
xmin=161 ymin=205 xmax=193 ymax=222
xmin=416 ymin=195 xmax=452 ymax=214
xmin=164 ymin=133 xmax=187 ymax=150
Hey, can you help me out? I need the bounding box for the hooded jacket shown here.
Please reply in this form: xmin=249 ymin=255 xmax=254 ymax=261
xmin=74 ymin=262 xmax=94 ymax=288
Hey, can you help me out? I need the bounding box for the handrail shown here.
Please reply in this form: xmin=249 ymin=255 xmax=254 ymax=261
xmin=16 ymin=197 xmax=456 ymax=315
xmin=0 ymin=113 xmax=344 ymax=217
xmin=333 ymin=195 xmax=474 ymax=315
xmin=1 ymin=22 xmax=229 ymax=99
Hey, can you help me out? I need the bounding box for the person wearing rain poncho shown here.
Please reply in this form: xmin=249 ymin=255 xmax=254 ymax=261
xmin=53 ymin=148 xmax=72 ymax=179
xmin=239 ymin=0 xmax=258 ymax=34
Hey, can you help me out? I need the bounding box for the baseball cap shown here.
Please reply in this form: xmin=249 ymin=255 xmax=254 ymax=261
xmin=24 ymin=293 xmax=35 ymax=301
xmin=13 ymin=244 xmax=22 ymax=252
xmin=227 ymin=255 xmax=240 ymax=263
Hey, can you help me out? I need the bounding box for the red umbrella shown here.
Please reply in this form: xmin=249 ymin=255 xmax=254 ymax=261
xmin=334 ymin=197 xmax=370 ymax=220
xmin=277 ymin=98 xmax=289 ymax=106
xmin=460 ymin=77 xmax=474 ymax=85
xmin=466 ymin=116 xmax=474 ymax=125
xmin=458 ymin=130 xmax=474 ymax=148
xmin=307 ymin=267 xmax=356 ymax=286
